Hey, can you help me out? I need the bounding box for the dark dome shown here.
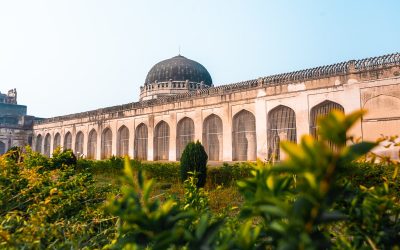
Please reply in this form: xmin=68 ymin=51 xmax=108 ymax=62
xmin=145 ymin=55 xmax=212 ymax=86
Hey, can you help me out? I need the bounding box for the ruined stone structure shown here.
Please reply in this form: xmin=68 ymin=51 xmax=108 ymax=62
xmin=0 ymin=89 xmax=36 ymax=154
xmin=32 ymin=53 xmax=400 ymax=161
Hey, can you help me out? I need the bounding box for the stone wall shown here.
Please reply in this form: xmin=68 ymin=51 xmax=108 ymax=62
xmin=32 ymin=53 xmax=400 ymax=161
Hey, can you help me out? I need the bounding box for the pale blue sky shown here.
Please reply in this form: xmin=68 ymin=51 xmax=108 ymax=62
xmin=0 ymin=0 xmax=399 ymax=117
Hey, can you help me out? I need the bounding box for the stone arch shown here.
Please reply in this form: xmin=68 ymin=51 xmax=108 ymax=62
xmin=44 ymin=133 xmax=51 ymax=157
xmin=35 ymin=134 xmax=43 ymax=153
xmin=267 ymin=105 xmax=297 ymax=161
xmin=75 ymin=131 xmax=84 ymax=155
xmin=87 ymin=129 xmax=97 ymax=159
xmin=101 ymin=128 xmax=113 ymax=159
xmin=202 ymin=114 xmax=223 ymax=161
xmin=53 ymin=133 xmax=61 ymax=150
xmin=154 ymin=121 xmax=170 ymax=161
xmin=64 ymin=132 xmax=72 ymax=150
xmin=232 ymin=110 xmax=257 ymax=161
xmin=0 ymin=141 xmax=5 ymax=155
xmin=176 ymin=117 xmax=195 ymax=160
xmin=363 ymin=95 xmax=400 ymax=120
xmin=362 ymin=95 xmax=400 ymax=142
xmin=134 ymin=123 xmax=148 ymax=160
xmin=117 ymin=125 xmax=130 ymax=157
xmin=310 ymin=100 xmax=344 ymax=138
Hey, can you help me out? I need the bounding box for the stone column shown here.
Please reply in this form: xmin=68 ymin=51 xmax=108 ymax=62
xmin=246 ymin=133 xmax=256 ymax=161
xmin=82 ymin=127 xmax=88 ymax=157
xmin=147 ymin=115 xmax=154 ymax=161
xmin=129 ymin=122 xmax=135 ymax=159
xmin=169 ymin=113 xmax=177 ymax=161
xmin=217 ymin=134 xmax=224 ymax=161
xmin=194 ymin=109 xmax=203 ymax=143
xmin=96 ymin=126 xmax=102 ymax=160
xmin=112 ymin=122 xmax=117 ymax=157
xmin=296 ymin=93 xmax=310 ymax=143
xmin=71 ymin=126 xmax=76 ymax=153
xmin=255 ymin=94 xmax=267 ymax=160
xmin=222 ymin=103 xmax=232 ymax=161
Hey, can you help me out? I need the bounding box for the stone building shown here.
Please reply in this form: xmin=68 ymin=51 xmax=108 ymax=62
xmin=0 ymin=89 xmax=36 ymax=154
xmin=32 ymin=53 xmax=400 ymax=161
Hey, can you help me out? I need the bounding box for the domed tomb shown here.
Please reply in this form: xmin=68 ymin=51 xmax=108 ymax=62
xmin=140 ymin=55 xmax=212 ymax=101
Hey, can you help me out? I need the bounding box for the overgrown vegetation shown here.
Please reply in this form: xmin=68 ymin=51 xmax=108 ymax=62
xmin=0 ymin=147 xmax=116 ymax=249
xmin=1 ymin=110 xmax=399 ymax=249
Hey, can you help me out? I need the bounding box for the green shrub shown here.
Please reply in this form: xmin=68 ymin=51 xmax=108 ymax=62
xmin=207 ymin=162 xmax=254 ymax=187
xmin=136 ymin=161 xmax=180 ymax=181
xmin=180 ymin=141 xmax=208 ymax=187
xmin=183 ymin=172 xmax=209 ymax=212
xmin=0 ymin=149 xmax=116 ymax=249
xmin=23 ymin=146 xmax=51 ymax=170
xmin=51 ymin=147 xmax=77 ymax=169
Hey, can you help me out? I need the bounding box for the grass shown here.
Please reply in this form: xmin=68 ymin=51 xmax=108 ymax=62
xmin=92 ymin=169 xmax=244 ymax=214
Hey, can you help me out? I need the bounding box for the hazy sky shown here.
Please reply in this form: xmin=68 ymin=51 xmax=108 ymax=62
xmin=0 ymin=0 xmax=399 ymax=118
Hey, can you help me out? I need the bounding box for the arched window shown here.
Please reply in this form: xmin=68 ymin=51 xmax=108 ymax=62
xmin=101 ymin=128 xmax=113 ymax=159
xmin=87 ymin=129 xmax=97 ymax=159
xmin=134 ymin=123 xmax=148 ymax=160
xmin=154 ymin=121 xmax=170 ymax=160
xmin=117 ymin=126 xmax=129 ymax=157
xmin=44 ymin=134 xmax=51 ymax=157
xmin=310 ymin=100 xmax=344 ymax=138
xmin=75 ymin=132 xmax=84 ymax=155
xmin=0 ymin=141 xmax=5 ymax=155
xmin=64 ymin=132 xmax=72 ymax=150
xmin=232 ymin=110 xmax=257 ymax=161
xmin=202 ymin=114 xmax=223 ymax=161
xmin=53 ymin=133 xmax=61 ymax=150
xmin=35 ymin=135 xmax=42 ymax=153
xmin=267 ymin=105 xmax=297 ymax=161
xmin=176 ymin=117 xmax=195 ymax=160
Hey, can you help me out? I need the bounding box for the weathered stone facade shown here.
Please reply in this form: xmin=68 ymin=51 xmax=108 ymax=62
xmin=0 ymin=89 xmax=35 ymax=154
xmin=32 ymin=53 xmax=400 ymax=161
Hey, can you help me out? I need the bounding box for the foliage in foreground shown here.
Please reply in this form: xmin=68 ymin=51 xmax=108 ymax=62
xmin=0 ymin=147 xmax=116 ymax=249
xmin=107 ymin=110 xmax=400 ymax=249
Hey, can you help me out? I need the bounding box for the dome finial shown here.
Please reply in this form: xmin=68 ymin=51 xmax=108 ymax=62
xmin=178 ymin=45 xmax=181 ymax=56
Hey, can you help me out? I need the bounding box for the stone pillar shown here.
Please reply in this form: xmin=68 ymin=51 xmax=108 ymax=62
xmin=71 ymin=126 xmax=76 ymax=153
xmin=255 ymin=94 xmax=267 ymax=160
xmin=194 ymin=109 xmax=203 ymax=143
xmin=147 ymin=115 xmax=154 ymax=161
xmin=169 ymin=113 xmax=177 ymax=161
xmin=96 ymin=126 xmax=102 ymax=160
xmin=129 ymin=123 xmax=135 ymax=159
xmin=49 ymin=132 xmax=54 ymax=157
xmin=222 ymin=103 xmax=232 ymax=161
xmin=246 ymin=133 xmax=256 ymax=161
xmin=82 ymin=127 xmax=88 ymax=157
xmin=217 ymin=134 xmax=224 ymax=161
xmin=296 ymin=93 xmax=310 ymax=143
xmin=112 ymin=122 xmax=117 ymax=157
